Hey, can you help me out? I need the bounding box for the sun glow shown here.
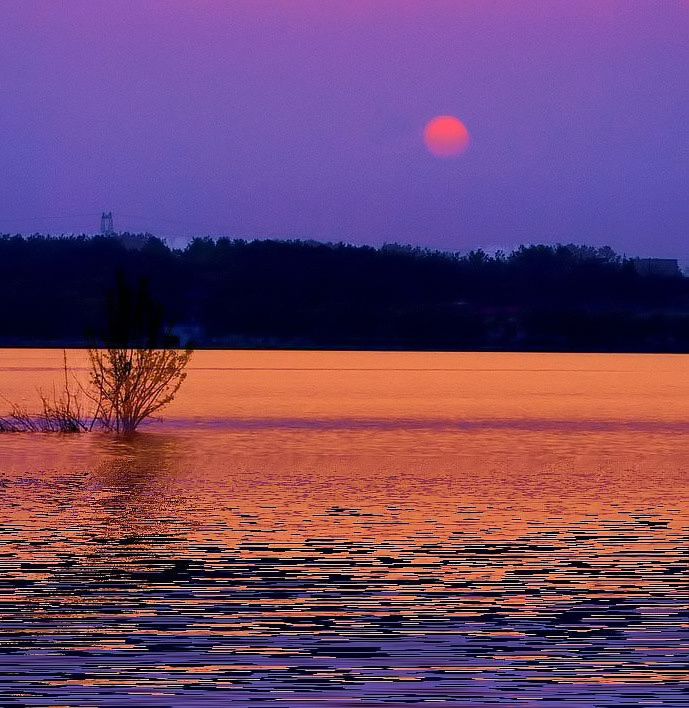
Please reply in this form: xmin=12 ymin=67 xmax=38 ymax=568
xmin=423 ymin=115 xmax=470 ymax=158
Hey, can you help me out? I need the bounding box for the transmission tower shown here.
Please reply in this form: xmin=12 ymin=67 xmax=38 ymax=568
xmin=100 ymin=212 xmax=114 ymax=235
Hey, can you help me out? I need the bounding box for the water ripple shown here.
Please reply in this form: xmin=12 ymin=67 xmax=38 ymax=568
xmin=1 ymin=448 xmax=688 ymax=706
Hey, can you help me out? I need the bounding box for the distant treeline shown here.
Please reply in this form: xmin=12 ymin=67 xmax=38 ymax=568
xmin=1 ymin=233 xmax=689 ymax=352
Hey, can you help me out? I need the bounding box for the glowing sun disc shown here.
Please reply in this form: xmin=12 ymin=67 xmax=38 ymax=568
xmin=424 ymin=115 xmax=470 ymax=158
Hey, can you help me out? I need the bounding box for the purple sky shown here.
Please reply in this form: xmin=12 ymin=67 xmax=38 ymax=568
xmin=2 ymin=0 xmax=688 ymax=257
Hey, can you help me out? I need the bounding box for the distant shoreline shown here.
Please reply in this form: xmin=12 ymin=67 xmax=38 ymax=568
xmin=2 ymin=234 xmax=688 ymax=354
xmin=2 ymin=343 xmax=688 ymax=355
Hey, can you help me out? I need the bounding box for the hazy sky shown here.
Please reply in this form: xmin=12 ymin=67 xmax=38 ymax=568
xmin=2 ymin=1 xmax=688 ymax=257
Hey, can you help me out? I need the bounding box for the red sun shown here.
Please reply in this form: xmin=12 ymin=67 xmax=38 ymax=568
xmin=423 ymin=115 xmax=470 ymax=158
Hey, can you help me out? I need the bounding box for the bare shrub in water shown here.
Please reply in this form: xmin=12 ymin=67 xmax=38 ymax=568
xmin=86 ymin=273 xmax=192 ymax=434
xmin=37 ymin=351 xmax=88 ymax=432
xmin=0 ymin=401 xmax=40 ymax=432
xmin=88 ymin=346 xmax=192 ymax=434
xmin=0 ymin=346 xmax=191 ymax=435
xmin=0 ymin=352 xmax=87 ymax=433
xmin=1 ymin=275 xmax=193 ymax=435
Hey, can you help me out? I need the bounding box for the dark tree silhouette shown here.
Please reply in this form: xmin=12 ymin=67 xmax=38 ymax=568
xmin=88 ymin=273 xmax=192 ymax=434
xmin=1 ymin=233 xmax=688 ymax=352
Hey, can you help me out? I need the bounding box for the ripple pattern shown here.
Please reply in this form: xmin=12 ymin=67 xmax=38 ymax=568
xmin=1 ymin=443 xmax=688 ymax=706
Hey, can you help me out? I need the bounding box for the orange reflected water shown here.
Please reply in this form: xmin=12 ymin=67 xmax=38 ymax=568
xmin=0 ymin=350 xmax=688 ymax=705
xmin=4 ymin=349 xmax=689 ymax=425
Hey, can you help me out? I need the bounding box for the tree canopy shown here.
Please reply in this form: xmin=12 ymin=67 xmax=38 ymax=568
xmin=1 ymin=233 xmax=687 ymax=352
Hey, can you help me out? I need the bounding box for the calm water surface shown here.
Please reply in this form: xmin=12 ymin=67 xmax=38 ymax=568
xmin=0 ymin=350 xmax=687 ymax=706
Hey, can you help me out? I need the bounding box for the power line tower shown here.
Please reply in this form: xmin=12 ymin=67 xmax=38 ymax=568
xmin=100 ymin=212 xmax=114 ymax=235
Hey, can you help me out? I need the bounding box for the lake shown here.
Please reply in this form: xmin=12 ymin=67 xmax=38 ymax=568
xmin=1 ymin=350 xmax=688 ymax=706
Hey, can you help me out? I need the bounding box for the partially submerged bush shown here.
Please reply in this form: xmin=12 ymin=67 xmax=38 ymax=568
xmin=88 ymin=346 xmax=192 ymax=434
xmin=1 ymin=274 xmax=192 ymax=434
xmin=0 ymin=346 xmax=191 ymax=434
xmin=0 ymin=401 xmax=44 ymax=432
xmin=0 ymin=352 xmax=87 ymax=433
xmin=86 ymin=273 xmax=193 ymax=433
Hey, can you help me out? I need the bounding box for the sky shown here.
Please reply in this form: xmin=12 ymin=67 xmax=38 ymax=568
xmin=2 ymin=0 xmax=688 ymax=257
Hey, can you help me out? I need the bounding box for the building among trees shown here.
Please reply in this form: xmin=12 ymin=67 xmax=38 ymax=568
xmin=631 ymin=258 xmax=680 ymax=277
